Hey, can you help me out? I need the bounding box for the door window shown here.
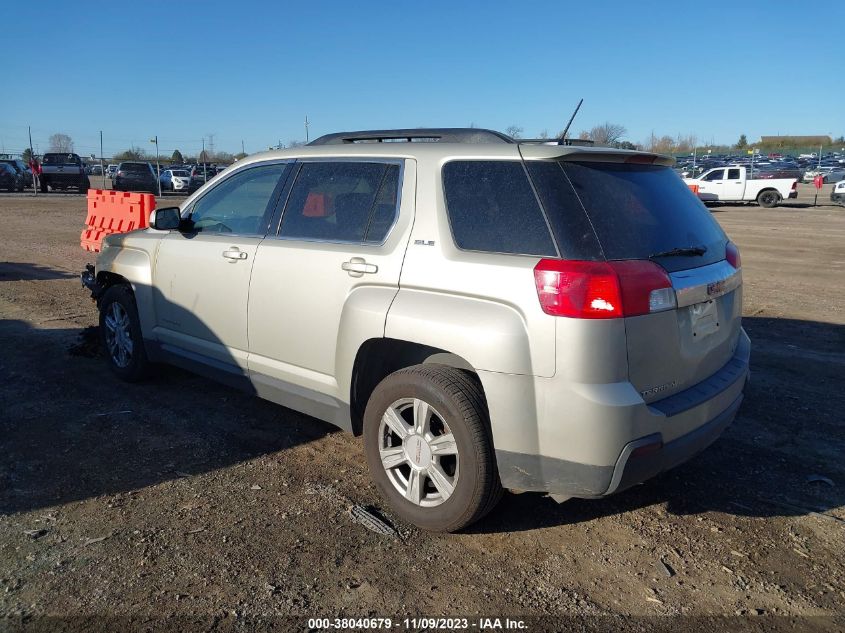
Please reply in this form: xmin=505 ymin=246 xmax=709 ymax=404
xmin=727 ymin=168 xmax=741 ymax=180
xmin=189 ymin=163 xmax=288 ymax=236
xmin=279 ymin=161 xmax=401 ymax=243
xmin=702 ymin=169 xmax=725 ymax=181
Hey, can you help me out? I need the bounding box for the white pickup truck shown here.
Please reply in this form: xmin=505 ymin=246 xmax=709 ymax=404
xmin=685 ymin=166 xmax=797 ymax=208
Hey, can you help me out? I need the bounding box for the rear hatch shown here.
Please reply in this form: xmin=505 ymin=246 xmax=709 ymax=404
xmin=524 ymin=152 xmax=742 ymax=403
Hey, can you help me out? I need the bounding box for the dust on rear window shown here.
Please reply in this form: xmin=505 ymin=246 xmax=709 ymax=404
xmin=527 ymin=161 xmax=727 ymax=272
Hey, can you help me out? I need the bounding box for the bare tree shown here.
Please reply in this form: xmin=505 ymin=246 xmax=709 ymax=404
xmin=48 ymin=133 xmax=74 ymax=153
xmin=113 ymin=146 xmax=146 ymax=161
xmin=589 ymin=122 xmax=627 ymax=146
xmin=538 ymin=129 xmax=549 ymax=140
xmin=505 ymin=125 xmax=523 ymax=139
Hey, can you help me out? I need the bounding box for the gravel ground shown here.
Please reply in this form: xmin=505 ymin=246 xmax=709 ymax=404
xmin=0 ymin=186 xmax=843 ymax=632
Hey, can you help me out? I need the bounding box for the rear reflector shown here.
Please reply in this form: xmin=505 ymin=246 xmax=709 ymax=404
xmin=725 ymin=242 xmax=741 ymax=269
xmin=533 ymin=259 xmax=675 ymax=319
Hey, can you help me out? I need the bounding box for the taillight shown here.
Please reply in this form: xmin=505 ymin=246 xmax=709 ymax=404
xmin=533 ymin=259 xmax=675 ymax=319
xmin=726 ymin=242 xmax=741 ymax=269
xmin=791 ymin=181 xmax=798 ymax=190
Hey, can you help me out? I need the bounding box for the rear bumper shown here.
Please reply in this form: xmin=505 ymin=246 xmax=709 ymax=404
xmin=489 ymin=328 xmax=750 ymax=497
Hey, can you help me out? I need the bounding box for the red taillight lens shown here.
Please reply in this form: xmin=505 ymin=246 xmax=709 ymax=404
xmin=726 ymin=242 xmax=741 ymax=269
xmin=533 ymin=259 xmax=675 ymax=319
xmin=791 ymin=180 xmax=798 ymax=190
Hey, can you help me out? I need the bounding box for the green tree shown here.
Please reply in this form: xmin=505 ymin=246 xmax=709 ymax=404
xmin=22 ymin=148 xmax=35 ymax=163
xmin=735 ymin=134 xmax=748 ymax=149
xmin=171 ymin=149 xmax=184 ymax=164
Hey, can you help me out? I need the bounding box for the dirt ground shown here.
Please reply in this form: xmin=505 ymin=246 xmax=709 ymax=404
xmin=0 ymin=186 xmax=843 ymax=632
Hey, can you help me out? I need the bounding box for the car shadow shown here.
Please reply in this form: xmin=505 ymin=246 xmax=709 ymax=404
xmin=0 ymin=261 xmax=78 ymax=281
xmin=0 ymin=315 xmax=336 ymax=516
xmin=471 ymin=316 xmax=845 ymax=534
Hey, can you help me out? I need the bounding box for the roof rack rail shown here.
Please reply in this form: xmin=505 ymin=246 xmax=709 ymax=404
xmin=518 ymin=138 xmax=596 ymax=147
xmin=308 ymin=128 xmax=514 ymax=146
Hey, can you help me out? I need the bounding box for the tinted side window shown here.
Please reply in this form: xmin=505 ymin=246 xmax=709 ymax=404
xmin=189 ymin=163 xmax=287 ymax=236
xmin=280 ymin=162 xmax=398 ymax=243
xmin=702 ymin=169 xmax=725 ymax=181
xmin=727 ymin=168 xmax=741 ymax=180
xmin=442 ymin=161 xmax=556 ymax=256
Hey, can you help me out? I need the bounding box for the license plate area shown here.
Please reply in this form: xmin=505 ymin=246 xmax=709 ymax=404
xmin=689 ymin=299 xmax=719 ymax=339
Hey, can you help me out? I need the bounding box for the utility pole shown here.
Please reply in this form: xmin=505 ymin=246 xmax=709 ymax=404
xmin=150 ymin=135 xmax=161 ymax=197
xmin=305 ymin=115 xmax=310 ymax=143
xmin=28 ymin=126 xmax=37 ymax=195
xmin=202 ymin=138 xmax=207 ymax=181
xmin=100 ymin=131 xmax=106 ymax=189
xmin=241 ymin=139 xmax=245 ymax=156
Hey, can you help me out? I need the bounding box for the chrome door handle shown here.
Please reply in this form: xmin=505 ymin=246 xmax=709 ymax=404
xmin=222 ymin=248 xmax=248 ymax=262
xmin=342 ymin=257 xmax=378 ymax=277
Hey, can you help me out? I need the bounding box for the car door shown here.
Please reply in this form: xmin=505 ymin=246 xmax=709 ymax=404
xmin=696 ymin=168 xmax=726 ymax=201
xmin=722 ymin=167 xmax=745 ymax=200
xmin=152 ymin=160 xmax=292 ymax=374
xmin=247 ymin=159 xmax=414 ymax=425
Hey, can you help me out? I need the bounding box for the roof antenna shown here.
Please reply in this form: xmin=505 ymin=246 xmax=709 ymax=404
xmin=558 ymin=98 xmax=584 ymax=145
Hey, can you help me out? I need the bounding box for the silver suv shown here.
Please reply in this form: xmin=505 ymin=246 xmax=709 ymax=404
xmin=82 ymin=128 xmax=750 ymax=532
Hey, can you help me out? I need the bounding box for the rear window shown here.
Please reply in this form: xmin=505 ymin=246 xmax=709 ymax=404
xmin=120 ymin=163 xmax=150 ymax=173
xmin=42 ymin=154 xmax=79 ymax=165
xmin=172 ymin=170 xmax=189 ymax=177
xmin=528 ymin=161 xmax=726 ymax=272
xmin=442 ymin=161 xmax=556 ymax=257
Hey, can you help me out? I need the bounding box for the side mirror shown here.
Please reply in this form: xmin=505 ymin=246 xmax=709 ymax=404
xmin=151 ymin=207 xmax=181 ymax=230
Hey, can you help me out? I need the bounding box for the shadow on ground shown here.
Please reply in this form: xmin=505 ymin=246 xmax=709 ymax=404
xmin=1 ymin=313 xmax=843 ymax=535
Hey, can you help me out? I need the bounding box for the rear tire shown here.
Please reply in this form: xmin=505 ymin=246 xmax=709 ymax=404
xmin=757 ymin=189 xmax=780 ymax=208
xmin=98 ymin=285 xmax=150 ymax=382
xmin=363 ymin=364 xmax=502 ymax=532
xmin=80 ymin=177 xmax=90 ymax=195
xmin=39 ymin=178 xmax=48 ymax=193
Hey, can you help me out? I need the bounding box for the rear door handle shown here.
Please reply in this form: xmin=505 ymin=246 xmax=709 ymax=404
xmin=222 ymin=248 xmax=248 ymax=262
xmin=342 ymin=257 xmax=378 ymax=277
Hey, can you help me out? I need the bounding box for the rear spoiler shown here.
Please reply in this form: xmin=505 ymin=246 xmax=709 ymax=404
xmin=518 ymin=144 xmax=675 ymax=167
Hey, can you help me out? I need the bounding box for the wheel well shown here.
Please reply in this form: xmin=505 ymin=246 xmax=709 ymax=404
xmin=758 ymin=188 xmax=780 ymax=198
xmin=349 ymin=338 xmax=478 ymax=436
xmin=95 ymin=272 xmax=132 ymax=305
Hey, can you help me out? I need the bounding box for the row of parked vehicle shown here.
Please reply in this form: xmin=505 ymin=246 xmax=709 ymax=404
xmin=109 ymin=161 xmax=225 ymax=195
xmin=675 ymin=152 xmax=845 ymax=184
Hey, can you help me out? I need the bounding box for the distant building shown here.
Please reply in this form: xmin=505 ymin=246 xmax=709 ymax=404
xmin=759 ymin=135 xmax=832 ymax=147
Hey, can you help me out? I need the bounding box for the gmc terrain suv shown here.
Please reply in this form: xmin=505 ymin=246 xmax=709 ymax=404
xmin=82 ymin=128 xmax=750 ymax=532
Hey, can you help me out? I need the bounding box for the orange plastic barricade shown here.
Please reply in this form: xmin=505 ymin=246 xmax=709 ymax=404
xmin=687 ymin=183 xmax=700 ymax=195
xmin=80 ymin=190 xmax=156 ymax=252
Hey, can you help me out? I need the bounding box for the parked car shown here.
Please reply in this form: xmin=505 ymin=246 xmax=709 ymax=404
xmin=0 ymin=163 xmax=23 ymax=192
xmin=803 ymin=166 xmax=845 ymax=183
xmin=89 ymin=164 xmax=104 ymax=176
xmin=685 ymin=166 xmax=797 ymax=207
xmin=82 ymin=127 xmax=749 ymax=532
xmin=187 ymin=164 xmax=219 ymax=193
xmin=106 ymin=164 xmax=118 ymax=179
xmin=159 ymin=168 xmax=191 ymax=193
xmin=0 ymin=159 xmax=29 ymax=191
xmin=831 ymin=180 xmax=845 ymax=205
xmin=113 ymin=162 xmax=157 ymax=193
xmin=753 ymin=165 xmax=804 ymax=181
xmin=39 ymin=153 xmax=90 ymax=193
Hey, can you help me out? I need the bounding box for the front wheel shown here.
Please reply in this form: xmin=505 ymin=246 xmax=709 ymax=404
xmin=363 ymin=364 xmax=502 ymax=532
xmin=98 ymin=285 xmax=150 ymax=382
xmin=757 ymin=189 xmax=781 ymax=208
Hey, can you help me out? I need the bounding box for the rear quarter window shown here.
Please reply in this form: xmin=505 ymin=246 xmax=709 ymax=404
xmin=442 ymin=161 xmax=556 ymax=257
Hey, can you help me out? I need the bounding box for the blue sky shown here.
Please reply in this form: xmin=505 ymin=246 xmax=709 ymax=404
xmin=1 ymin=1 xmax=842 ymax=158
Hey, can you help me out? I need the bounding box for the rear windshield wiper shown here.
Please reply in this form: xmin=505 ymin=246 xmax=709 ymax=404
xmin=649 ymin=246 xmax=707 ymax=259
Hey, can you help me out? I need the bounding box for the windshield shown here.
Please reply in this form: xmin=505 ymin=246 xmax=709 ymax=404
xmin=172 ymin=170 xmax=189 ymax=177
xmin=526 ymin=161 xmax=727 ymax=272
